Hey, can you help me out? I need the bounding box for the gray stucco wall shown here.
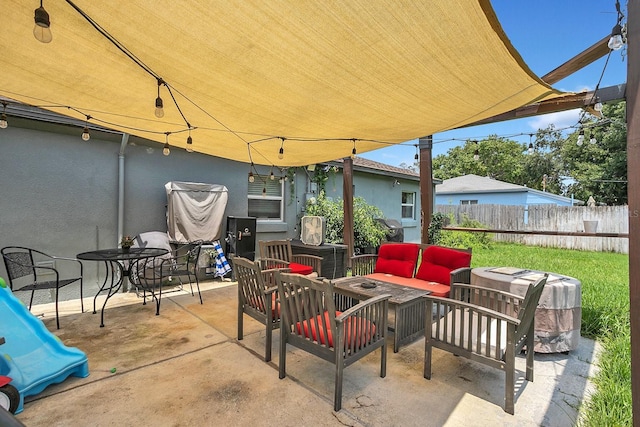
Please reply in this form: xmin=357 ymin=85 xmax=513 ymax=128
xmin=0 ymin=118 xmax=422 ymax=305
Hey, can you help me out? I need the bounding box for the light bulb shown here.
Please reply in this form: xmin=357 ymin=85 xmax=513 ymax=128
xmin=33 ymin=4 xmax=52 ymax=43
xmin=82 ymin=126 xmax=90 ymax=141
xmin=155 ymin=97 xmax=164 ymax=118
xmin=608 ymin=24 xmax=624 ymax=50
xmin=270 ymin=171 xmax=275 ymax=180
xmin=473 ymin=151 xmax=479 ymax=161
xmin=248 ymin=172 xmax=254 ymax=183
xmin=577 ymin=130 xmax=584 ymax=146
xmin=186 ymin=135 xmax=193 ymax=152
xmin=590 ymin=136 xmax=597 ymax=145
xmin=262 ymin=187 xmax=266 ymax=197
xmin=278 ymin=147 xmax=284 ymax=160
xmin=163 ymin=142 xmax=170 ymax=156
xmin=594 ymin=102 xmax=603 ymax=112
xmin=528 ymin=143 xmax=534 ymax=154
xmin=351 ymin=147 xmax=357 ymax=159
xmin=0 ymin=113 xmax=7 ymax=129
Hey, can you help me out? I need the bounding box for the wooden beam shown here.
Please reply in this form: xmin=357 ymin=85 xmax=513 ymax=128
xmin=541 ymin=36 xmax=610 ymax=85
xmin=419 ymin=136 xmax=433 ymax=244
xmin=443 ymin=226 xmax=628 ymax=238
xmin=626 ymin=1 xmax=640 ymax=424
xmin=465 ymin=84 xmax=625 ymax=127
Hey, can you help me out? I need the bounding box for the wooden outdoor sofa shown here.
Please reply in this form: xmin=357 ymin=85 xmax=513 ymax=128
xmin=351 ymin=242 xmax=472 ymax=296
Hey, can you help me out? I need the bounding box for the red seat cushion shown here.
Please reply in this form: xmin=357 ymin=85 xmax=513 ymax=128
xmin=296 ymin=311 xmax=377 ymax=348
xmin=249 ymin=292 xmax=280 ymax=319
xmin=374 ymin=243 xmax=420 ymax=278
xmin=288 ymin=262 xmax=314 ymax=275
xmin=415 ymin=246 xmax=471 ymax=285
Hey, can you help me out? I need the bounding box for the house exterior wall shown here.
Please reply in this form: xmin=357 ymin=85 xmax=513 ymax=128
xmin=0 ymin=120 xmax=421 ymax=304
xmin=437 ymin=190 xmax=574 ymax=207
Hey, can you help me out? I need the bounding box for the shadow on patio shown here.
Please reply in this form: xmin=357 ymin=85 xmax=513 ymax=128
xmin=13 ymin=281 xmax=599 ymax=426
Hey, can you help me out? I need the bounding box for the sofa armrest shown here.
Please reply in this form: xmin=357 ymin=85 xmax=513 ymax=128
xmin=351 ymin=254 xmax=378 ymax=276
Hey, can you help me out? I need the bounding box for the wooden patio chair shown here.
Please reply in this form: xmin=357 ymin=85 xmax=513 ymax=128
xmin=275 ymin=271 xmax=390 ymax=411
xmin=232 ymin=256 xmax=287 ymax=362
xmin=423 ymin=275 xmax=547 ymax=414
xmin=258 ymin=239 xmax=323 ymax=276
xmin=1 ymin=246 xmax=84 ymax=329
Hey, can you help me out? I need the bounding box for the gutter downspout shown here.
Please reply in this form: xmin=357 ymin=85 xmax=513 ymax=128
xmin=118 ymin=133 xmax=129 ymax=245
xmin=118 ymin=133 xmax=130 ymax=291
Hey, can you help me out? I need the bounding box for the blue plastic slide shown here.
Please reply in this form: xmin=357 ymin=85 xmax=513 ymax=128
xmin=0 ymin=278 xmax=89 ymax=414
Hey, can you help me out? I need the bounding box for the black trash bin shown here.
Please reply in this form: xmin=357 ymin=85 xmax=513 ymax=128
xmin=375 ymin=218 xmax=404 ymax=242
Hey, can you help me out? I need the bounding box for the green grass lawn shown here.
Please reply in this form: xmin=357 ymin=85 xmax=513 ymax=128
xmin=471 ymin=243 xmax=630 ymax=426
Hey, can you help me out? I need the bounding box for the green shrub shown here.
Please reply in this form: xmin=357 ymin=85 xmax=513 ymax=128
xmin=430 ymin=212 xmax=494 ymax=250
xmin=304 ymin=191 xmax=386 ymax=250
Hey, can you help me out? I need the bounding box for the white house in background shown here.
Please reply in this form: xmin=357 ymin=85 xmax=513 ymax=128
xmin=435 ymin=174 xmax=580 ymax=207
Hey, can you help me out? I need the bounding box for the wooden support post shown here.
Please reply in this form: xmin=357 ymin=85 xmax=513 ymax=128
xmin=343 ymin=157 xmax=354 ymax=267
xmin=626 ymin=2 xmax=640 ymax=424
xmin=419 ymin=136 xmax=433 ymax=244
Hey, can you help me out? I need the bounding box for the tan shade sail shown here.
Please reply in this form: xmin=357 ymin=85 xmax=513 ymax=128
xmin=1 ymin=0 xmax=563 ymax=166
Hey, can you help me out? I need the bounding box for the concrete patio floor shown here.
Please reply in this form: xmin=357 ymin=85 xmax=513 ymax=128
xmin=11 ymin=280 xmax=600 ymax=426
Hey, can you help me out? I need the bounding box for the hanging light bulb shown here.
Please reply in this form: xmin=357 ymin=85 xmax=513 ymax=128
xmin=277 ymin=138 xmax=285 ymax=160
xmin=82 ymin=126 xmax=90 ymax=141
xmin=262 ymin=186 xmax=266 ymax=197
xmin=185 ymin=126 xmax=194 ymax=152
xmin=33 ymin=1 xmax=52 ymax=43
xmin=577 ymin=129 xmax=585 ymax=146
xmin=270 ymin=170 xmax=275 ymax=180
xmin=248 ymin=163 xmax=255 ymax=182
xmin=155 ymin=79 xmax=164 ymax=118
xmin=528 ymin=134 xmax=534 ymax=154
xmin=590 ymin=134 xmax=597 ymax=144
xmin=608 ymin=23 xmax=624 ymax=50
xmin=414 ymin=145 xmax=419 ymax=161
xmin=472 ymin=140 xmax=479 ymax=160
xmin=351 ymin=139 xmax=357 ymax=159
xmin=163 ymin=133 xmax=170 ymax=156
xmin=0 ymin=103 xmax=8 ymax=129
xmin=594 ymin=102 xmax=603 ymax=112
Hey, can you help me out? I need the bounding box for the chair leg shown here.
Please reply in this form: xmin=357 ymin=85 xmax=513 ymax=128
xmin=380 ymin=341 xmax=387 ymax=378
xmin=79 ymin=279 xmax=84 ymax=313
xmin=194 ymin=275 xmax=203 ymax=304
xmin=334 ymin=360 xmax=344 ymax=411
xmin=265 ymin=319 xmax=273 ymax=362
xmin=55 ymin=288 xmax=60 ymax=330
xmin=424 ymin=341 xmax=433 ymax=380
xmin=156 ymin=284 xmax=162 ymax=315
xmin=279 ymin=332 xmax=287 ymax=379
xmin=525 ymin=334 xmax=535 ymax=382
xmin=505 ymin=347 xmax=515 ymax=415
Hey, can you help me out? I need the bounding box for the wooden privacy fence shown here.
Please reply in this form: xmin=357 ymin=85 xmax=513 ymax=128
xmin=436 ymin=204 xmax=629 ymax=253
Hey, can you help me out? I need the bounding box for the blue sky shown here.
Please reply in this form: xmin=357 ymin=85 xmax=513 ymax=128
xmin=361 ymin=0 xmax=628 ymax=166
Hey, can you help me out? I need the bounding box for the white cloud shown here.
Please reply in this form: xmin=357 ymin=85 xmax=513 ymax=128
xmin=527 ymin=109 xmax=581 ymax=132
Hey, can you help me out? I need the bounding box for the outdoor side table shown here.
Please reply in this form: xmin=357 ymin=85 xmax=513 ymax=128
xmin=77 ymin=248 xmax=168 ymax=327
xmin=470 ymin=267 xmax=581 ymax=353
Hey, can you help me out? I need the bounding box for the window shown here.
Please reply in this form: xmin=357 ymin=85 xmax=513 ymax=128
xmin=401 ymin=192 xmax=415 ymax=219
xmin=248 ymin=177 xmax=284 ymax=221
xmin=460 ymin=200 xmax=478 ymax=205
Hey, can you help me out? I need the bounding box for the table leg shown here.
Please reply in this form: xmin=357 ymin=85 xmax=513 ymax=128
xmin=92 ymin=261 xmax=124 ymax=327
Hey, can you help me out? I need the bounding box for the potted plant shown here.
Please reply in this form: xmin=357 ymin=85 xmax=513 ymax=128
xmin=120 ymin=235 xmax=134 ymax=252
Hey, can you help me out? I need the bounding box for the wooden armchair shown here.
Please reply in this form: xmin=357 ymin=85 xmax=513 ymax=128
xmin=275 ymin=271 xmax=390 ymax=411
xmin=423 ymin=275 xmax=547 ymax=414
xmin=259 ymin=239 xmax=322 ymax=276
xmin=232 ymin=256 xmax=287 ymax=362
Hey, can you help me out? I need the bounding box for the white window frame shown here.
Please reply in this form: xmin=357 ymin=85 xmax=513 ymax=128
xmin=460 ymin=199 xmax=478 ymax=205
xmin=248 ymin=176 xmax=285 ymax=221
xmin=401 ymin=191 xmax=415 ymax=220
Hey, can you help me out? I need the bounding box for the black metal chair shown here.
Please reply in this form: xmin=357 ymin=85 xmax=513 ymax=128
xmin=1 ymin=246 xmax=84 ymax=329
xmin=162 ymin=240 xmax=204 ymax=305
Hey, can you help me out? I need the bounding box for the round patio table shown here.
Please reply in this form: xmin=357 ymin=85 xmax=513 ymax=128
xmin=470 ymin=267 xmax=581 ymax=353
xmin=77 ymin=247 xmax=168 ymax=327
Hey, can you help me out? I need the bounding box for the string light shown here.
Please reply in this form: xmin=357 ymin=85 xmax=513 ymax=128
xmin=248 ymin=163 xmax=255 ymax=183
xmin=590 ymin=133 xmax=597 ymax=145
xmin=608 ymin=0 xmax=625 ymax=51
xmin=269 ymin=169 xmax=275 ymax=180
xmin=594 ymin=102 xmax=603 ymax=112
xmin=185 ymin=126 xmax=193 ymax=152
xmin=473 ymin=140 xmax=479 ymax=161
xmin=163 ymin=132 xmax=170 ymax=156
xmin=278 ymin=137 xmax=285 ymax=160
xmin=577 ymin=129 xmax=585 ymax=146
xmin=527 ymin=134 xmax=534 ymax=154
xmin=81 ymin=115 xmax=91 ymax=141
xmin=414 ymin=145 xmax=419 ymax=161
xmin=33 ymin=1 xmax=52 ymax=43
xmin=0 ymin=103 xmax=7 ymax=129
xmin=155 ymin=79 xmax=164 ymax=118
xmin=262 ymin=186 xmax=266 ymax=197
xmin=351 ymin=139 xmax=357 ymax=159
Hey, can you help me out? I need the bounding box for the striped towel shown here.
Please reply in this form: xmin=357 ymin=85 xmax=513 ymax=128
xmin=211 ymin=240 xmax=231 ymax=277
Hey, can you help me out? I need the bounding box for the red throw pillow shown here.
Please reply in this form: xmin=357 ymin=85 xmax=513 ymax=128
xmin=374 ymin=243 xmax=420 ymax=278
xmin=415 ymin=246 xmax=471 ymax=285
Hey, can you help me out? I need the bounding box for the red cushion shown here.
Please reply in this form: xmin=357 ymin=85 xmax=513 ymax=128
xmin=249 ymin=292 xmax=280 ymax=319
xmin=415 ymin=246 xmax=471 ymax=285
xmin=289 ymin=262 xmax=314 ymax=275
xmin=374 ymin=243 xmax=420 ymax=278
xmin=296 ymin=311 xmax=376 ymax=348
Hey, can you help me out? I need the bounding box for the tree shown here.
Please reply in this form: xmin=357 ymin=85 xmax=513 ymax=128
xmin=562 ymin=102 xmax=627 ymax=205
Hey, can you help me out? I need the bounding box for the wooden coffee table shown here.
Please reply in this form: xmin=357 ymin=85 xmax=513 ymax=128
xmin=332 ymin=276 xmax=430 ymax=352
